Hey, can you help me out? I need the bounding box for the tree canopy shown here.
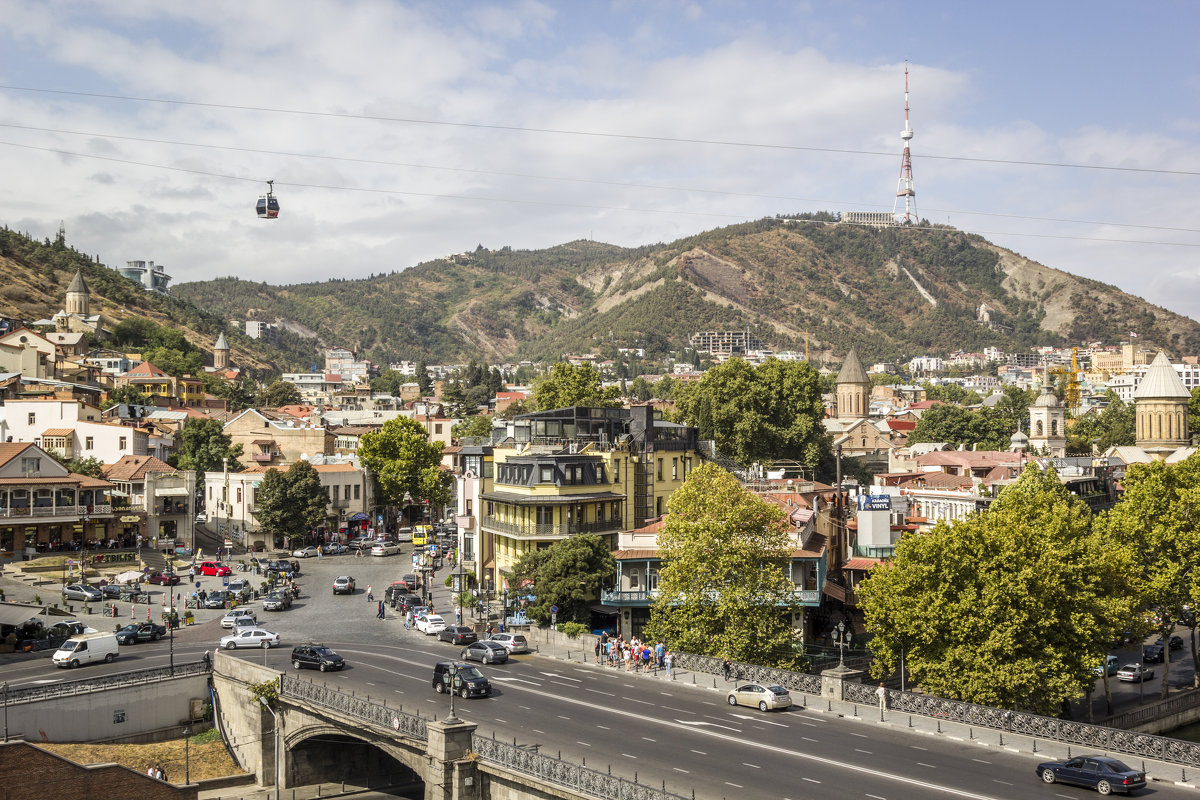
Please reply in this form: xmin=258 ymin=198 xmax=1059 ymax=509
xmin=509 ymin=534 xmax=616 ymax=625
xmin=452 ymin=415 xmax=495 ymax=440
xmin=645 ymin=463 xmax=800 ymax=667
xmin=357 ymin=417 xmax=450 ymax=510
xmin=533 ymin=362 xmax=621 ymax=410
xmin=857 ymin=466 xmax=1134 ymax=715
xmin=252 ymin=460 xmax=329 ymax=546
xmin=258 ymin=380 xmax=302 ymax=408
xmin=907 ymin=403 xmax=1015 ymax=451
xmin=109 ymin=384 xmax=151 ymax=408
xmin=672 ymin=357 xmax=828 ymax=469
xmin=1066 ymin=392 xmax=1135 ymax=455
xmin=171 ymin=418 xmax=243 ymax=475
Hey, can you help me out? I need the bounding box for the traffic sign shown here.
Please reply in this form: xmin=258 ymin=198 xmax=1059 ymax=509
xmin=550 ymin=604 xmax=558 ymax=614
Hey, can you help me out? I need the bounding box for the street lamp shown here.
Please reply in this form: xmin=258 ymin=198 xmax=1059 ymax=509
xmin=444 ymin=662 xmax=461 ymax=724
xmin=833 ymin=621 xmax=852 ymax=667
xmin=259 ymin=697 xmax=281 ymax=800
xmin=183 ymin=726 xmax=191 ymax=785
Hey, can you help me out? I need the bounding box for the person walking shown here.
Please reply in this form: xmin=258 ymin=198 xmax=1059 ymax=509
xmin=366 ymin=584 xmax=373 ymax=601
xmin=722 ymin=657 xmax=731 ymax=682
xmin=594 ymin=638 xmax=601 ymax=665
xmin=876 ymin=682 xmax=887 ymax=715
xmin=377 ymin=600 xmax=385 ymax=620
xmin=664 ymin=650 xmax=673 ymax=678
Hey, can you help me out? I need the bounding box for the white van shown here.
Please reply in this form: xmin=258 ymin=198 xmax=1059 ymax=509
xmin=52 ymin=631 xmax=119 ymax=668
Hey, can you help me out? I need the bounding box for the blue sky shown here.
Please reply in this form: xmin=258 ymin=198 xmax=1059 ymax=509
xmin=0 ymin=0 xmax=1197 ymax=328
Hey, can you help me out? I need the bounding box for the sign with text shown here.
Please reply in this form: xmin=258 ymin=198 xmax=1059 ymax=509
xmin=857 ymin=494 xmax=892 ymax=512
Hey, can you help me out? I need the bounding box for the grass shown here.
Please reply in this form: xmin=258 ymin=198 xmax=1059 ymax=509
xmin=36 ymin=730 xmax=245 ymax=783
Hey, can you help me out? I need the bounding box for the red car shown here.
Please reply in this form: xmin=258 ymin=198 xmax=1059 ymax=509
xmin=198 ymin=561 xmax=231 ymax=577
xmin=146 ymin=571 xmax=180 ymax=586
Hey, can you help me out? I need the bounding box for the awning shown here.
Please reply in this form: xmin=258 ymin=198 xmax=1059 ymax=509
xmin=481 ymin=490 xmax=625 ymax=506
xmin=155 ymin=487 xmax=189 ymax=496
xmin=589 ymin=603 xmax=620 ymax=616
xmin=822 ymin=582 xmax=847 ymax=602
xmin=0 ymin=603 xmax=44 ymax=627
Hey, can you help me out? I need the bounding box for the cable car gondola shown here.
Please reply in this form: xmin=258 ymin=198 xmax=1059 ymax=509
xmin=256 ymin=180 xmax=280 ymax=219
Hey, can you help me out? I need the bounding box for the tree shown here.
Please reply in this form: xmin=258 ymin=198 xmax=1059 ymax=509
xmin=1066 ymin=393 xmax=1135 ymax=455
xmin=533 ymin=362 xmax=621 ymax=410
xmin=259 ymin=380 xmax=302 ymax=408
xmin=415 ymin=360 xmax=433 ymax=394
xmin=172 ymin=418 xmax=243 ymax=474
xmin=357 ymin=417 xmax=451 ymax=512
xmin=66 ymin=456 xmax=105 ymax=478
xmin=509 ymin=534 xmax=616 ymax=625
xmin=644 ymin=464 xmax=801 ymax=667
xmin=252 ymin=460 xmax=329 ymax=546
xmin=371 ymin=369 xmax=404 ymax=397
xmin=907 ymin=403 xmax=1015 ymax=451
xmin=497 ymin=398 xmax=532 ymax=420
xmin=207 ymin=376 xmax=258 ymax=412
xmin=439 ymin=381 xmax=470 ymax=418
xmin=673 ymin=357 xmax=828 ymax=470
xmin=452 ymin=415 xmax=494 ymax=440
xmin=1189 ymin=387 xmax=1200 ymax=426
xmin=628 ymin=376 xmax=652 ymax=402
xmin=1099 ymin=455 xmax=1200 ymax=698
xmin=111 ymin=316 xmax=158 ymax=348
xmin=858 ymin=466 xmax=1135 ymax=715
xmin=109 ymin=384 xmax=151 ymax=408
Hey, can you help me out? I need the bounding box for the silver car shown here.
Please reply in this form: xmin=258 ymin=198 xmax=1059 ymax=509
xmin=62 ymin=583 xmax=103 ymax=602
xmin=727 ymin=682 xmax=793 ymax=712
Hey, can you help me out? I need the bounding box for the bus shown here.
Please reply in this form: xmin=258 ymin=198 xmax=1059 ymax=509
xmin=412 ymin=525 xmax=432 ymax=548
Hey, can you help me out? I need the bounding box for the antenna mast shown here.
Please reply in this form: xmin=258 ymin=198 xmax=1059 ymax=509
xmin=893 ymin=61 xmax=918 ymax=224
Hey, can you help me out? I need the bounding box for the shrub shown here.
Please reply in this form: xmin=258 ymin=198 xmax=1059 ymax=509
xmin=558 ymin=622 xmax=586 ymax=639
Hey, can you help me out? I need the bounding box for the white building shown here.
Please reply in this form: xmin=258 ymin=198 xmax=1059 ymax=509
xmin=1 ymin=399 xmax=150 ymax=462
xmin=1104 ymin=362 xmax=1200 ymax=402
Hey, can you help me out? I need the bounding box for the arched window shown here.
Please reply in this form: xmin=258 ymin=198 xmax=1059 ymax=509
xmin=1036 ymin=420 xmax=1044 ymax=436
xmin=1050 ymin=419 xmax=1058 ymax=436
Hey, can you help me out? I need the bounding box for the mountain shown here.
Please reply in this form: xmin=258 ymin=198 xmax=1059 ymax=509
xmin=172 ymin=217 xmax=1200 ymax=368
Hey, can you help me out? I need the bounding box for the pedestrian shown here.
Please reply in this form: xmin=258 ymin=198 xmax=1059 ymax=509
xmin=159 ymin=766 xmax=167 ymax=782
xmin=594 ymin=639 xmax=601 ymax=665
xmin=377 ymin=600 xmax=385 ymax=620
xmin=367 ymin=584 xmax=374 ymax=601
xmin=665 ymin=650 xmax=673 ymax=678
xmin=722 ymin=657 xmax=731 ymax=682
xmin=147 ymin=766 xmax=155 ymax=777
xmin=876 ymin=682 xmax=887 ymax=714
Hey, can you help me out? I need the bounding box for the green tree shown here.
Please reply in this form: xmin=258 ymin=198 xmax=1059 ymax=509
xmin=908 ymin=403 xmax=1015 ymax=451
xmin=497 ymin=398 xmax=533 ymax=420
xmin=1189 ymin=387 xmax=1200 ymax=426
xmin=143 ymin=346 xmax=205 ymax=377
xmin=357 ymin=417 xmax=451 ymax=511
xmin=645 ymin=464 xmax=800 ymax=667
xmin=628 ymin=376 xmax=652 ymax=402
xmin=258 ymin=380 xmax=302 ymax=408
xmin=652 ymin=375 xmax=677 ymax=401
xmin=207 ymin=376 xmax=258 ymax=412
xmin=439 ymin=381 xmax=469 ymax=418
xmin=993 ymin=385 xmax=1036 ymax=434
xmin=673 ymin=357 xmax=828 ymax=469
xmin=371 ymin=369 xmax=404 ymax=396
xmin=858 ymin=466 xmax=1135 ymax=715
xmin=509 ymin=534 xmax=615 ymax=625
xmin=66 ymin=456 xmax=105 ymax=478
xmin=533 ymin=362 xmax=621 ymax=410
xmin=1066 ymin=392 xmax=1135 ymax=455
xmin=1099 ymin=455 xmax=1200 ymax=698
xmin=109 ymin=384 xmax=151 ymax=408
xmin=111 ymin=316 xmax=159 ymax=348
xmin=252 ymin=460 xmax=329 ymax=546
xmin=452 ymin=415 xmax=494 ymax=440
xmin=415 ymin=360 xmax=433 ymax=394
xmin=172 ymin=418 xmax=244 ymax=474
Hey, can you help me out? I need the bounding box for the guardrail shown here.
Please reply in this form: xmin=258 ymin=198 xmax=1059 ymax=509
xmin=279 ymin=674 xmax=427 ymax=740
xmin=1096 ymin=688 xmax=1200 ymax=731
xmin=5 ymin=660 xmax=209 ymax=704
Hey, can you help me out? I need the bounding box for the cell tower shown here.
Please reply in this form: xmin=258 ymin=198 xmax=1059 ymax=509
xmin=893 ymin=61 xmax=918 ymax=224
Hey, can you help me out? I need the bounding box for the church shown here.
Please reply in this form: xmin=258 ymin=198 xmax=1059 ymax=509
xmin=1102 ymin=350 xmax=1194 ymax=465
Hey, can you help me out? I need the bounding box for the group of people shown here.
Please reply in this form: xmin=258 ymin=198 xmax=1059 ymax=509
xmin=594 ymin=632 xmax=672 ymax=675
xmin=146 ymin=764 xmax=168 ymax=782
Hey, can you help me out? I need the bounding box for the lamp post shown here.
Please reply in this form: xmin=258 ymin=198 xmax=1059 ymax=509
xmin=259 ymin=697 xmax=281 ymax=800
xmin=833 ymin=621 xmax=852 ymax=667
xmin=3 ymin=680 xmax=8 ymax=742
xmin=445 ymin=662 xmax=461 ymax=724
xmin=183 ymin=726 xmax=191 ymax=785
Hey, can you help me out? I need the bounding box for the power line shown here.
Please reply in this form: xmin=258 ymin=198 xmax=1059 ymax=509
xmin=2 ymin=122 xmax=1197 ymax=235
xmin=1 ymin=84 xmax=1197 ymax=177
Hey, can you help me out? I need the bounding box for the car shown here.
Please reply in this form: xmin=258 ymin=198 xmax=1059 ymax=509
xmin=401 ymin=574 xmax=420 ymax=592
xmin=322 ymin=542 xmax=347 ymax=555
xmin=220 ymin=608 xmax=257 ymax=629
xmin=220 ymin=628 xmax=280 ymax=649
xmin=416 ymin=614 xmax=447 ymax=635
xmin=99 ymin=584 xmax=124 ymax=599
xmin=1156 ymin=635 xmax=1185 ymax=651
xmin=371 ymin=541 xmax=401 ymax=557
xmin=1117 ymin=663 xmax=1154 ymax=682
xmin=266 ymin=560 xmax=299 ymax=576
xmin=50 ymin=620 xmax=98 ymax=637
xmin=1036 ymin=755 xmax=1146 ymax=795
xmin=262 ymin=593 xmax=288 ymax=611
xmin=291 ymin=643 xmax=345 ymax=672
xmin=198 ymin=561 xmax=232 ymax=577
xmin=174 ymin=544 xmax=193 ymax=557
xmin=232 ymin=616 xmax=258 ymax=633
xmin=1142 ymin=645 xmax=1165 ymax=663
xmin=395 ymin=527 xmax=413 ymax=543
xmin=460 ymin=641 xmax=509 ymax=664
xmin=204 ymin=591 xmax=230 ymax=609
xmin=146 ymin=571 xmax=180 ymax=586
xmin=433 ymin=661 xmax=491 ymax=698
xmin=727 ymin=682 xmax=793 ymax=712
xmin=438 ymin=625 xmax=478 ymax=646
xmin=1093 ymin=655 xmax=1120 ymax=677
xmin=226 ymin=579 xmax=252 ymax=602
xmin=115 ymin=622 xmax=167 ymax=645
xmin=293 ymin=546 xmax=321 ymax=559
xmin=62 ymin=583 xmax=103 ymax=603
xmin=332 ymin=576 xmax=356 ymax=595
xmin=487 ymin=633 xmax=530 ymax=654
xmin=391 ymin=592 xmax=423 ymax=612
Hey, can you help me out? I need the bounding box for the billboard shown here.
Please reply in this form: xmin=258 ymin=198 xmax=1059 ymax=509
xmin=857 ymin=494 xmax=892 ymax=512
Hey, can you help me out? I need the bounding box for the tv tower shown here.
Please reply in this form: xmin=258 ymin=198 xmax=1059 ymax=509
xmin=893 ymin=61 xmax=918 ymax=224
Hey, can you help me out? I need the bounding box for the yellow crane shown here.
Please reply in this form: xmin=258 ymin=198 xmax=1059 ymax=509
xmin=1049 ymin=348 xmax=1082 ymax=417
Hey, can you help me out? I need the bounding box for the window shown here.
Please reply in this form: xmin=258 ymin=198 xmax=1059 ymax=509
xmin=27 ymin=413 xmax=34 ymax=425
xmin=208 ymin=486 xmax=213 ymax=500
xmin=657 ymin=459 xmax=663 ymax=480
xmin=85 ymin=436 xmax=94 ymax=450
xmin=613 ymin=460 xmax=620 ymax=483
xmin=672 ymin=458 xmax=678 ymax=480
xmin=353 ymin=484 xmax=360 ymax=500
xmin=597 ymin=503 xmax=606 ymax=522
xmin=655 ymin=496 xmax=663 ymax=516
xmin=435 ymin=423 xmax=443 ymax=435
xmin=1035 ymin=420 xmax=1043 ymax=436
xmin=236 ymin=487 xmax=242 ymax=503
xmin=251 ymin=489 xmax=258 ymax=505
xmin=221 ymin=486 xmax=228 ymax=502
xmin=629 ymin=569 xmax=640 ymax=589
xmin=536 ymin=506 xmax=554 ymax=525
xmin=19 ymin=457 xmax=40 ymax=474
xmin=540 ymin=466 xmax=554 ymax=483
xmin=118 ymin=436 xmax=127 ymax=450
xmin=648 ymin=569 xmax=659 ymax=592
xmin=465 ymin=499 xmax=473 ymax=516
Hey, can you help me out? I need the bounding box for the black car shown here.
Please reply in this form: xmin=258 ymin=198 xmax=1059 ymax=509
xmin=263 ymin=593 xmax=290 ymax=611
xmin=203 ymin=591 xmax=230 ymax=609
xmin=1143 ymin=644 xmax=1165 ymax=663
xmin=115 ymin=622 xmax=167 ymax=644
xmin=390 ymin=592 xmax=423 ymax=612
xmin=291 ymin=643 xmax=345 ymax=672
xmin=437 ymin=625 xmax=478 ymax=646
xmin=99 ymin=584 xmax=123 ymax=599
xmin=1036 ymin=755 xmax=1145 ymax=794
xmin=432 ymin=661 xmax=491 ymax=698
xmin=460 ymin=640 xmax=509 ymax=664
xmin=1156 ymin=635 xmax=1184 ymax=650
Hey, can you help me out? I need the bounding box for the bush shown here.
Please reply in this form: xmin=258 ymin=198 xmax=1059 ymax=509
xmin=558 ymin=622 xmax=586 ymax=639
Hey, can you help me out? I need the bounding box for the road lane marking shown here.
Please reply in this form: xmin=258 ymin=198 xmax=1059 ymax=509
xmin=691 ymin=749 xmax=707 ymax=755
xmin=676 ymin=720 xmax=742 ymax=732
xmin=725 ymin=782 xmax=743 ymax=788
xmin=540 ymin=672 xmax=580 ymax=681
xmin=557 ymin=715 xmax=570 ymax=720
xmin=802 ymin=737 xmax=818 ymax=742
xmin=911 ymin=746 xmax=927 ymax=750
xmin=622 ymin=697 xmax=653 ymax=705
xmin=855 ymin=749 xmax=872 ymax=755
xmin=992 ymin=780 xmax=1012 ymax=786
xmin=867 ymin=794 xmax=887 ymax=799
xmin=849 ymin=732 xmax=868 ymax=738
xmin=917 ymin=763 xmax=936 ymax=768
xmin=622 ymin=753 xmax=638 ymax=759
xmin=576 ymin=741 xmax=591 ymax=747
xmin=596 ymin=725 xmax=611 ymax=730
xmin=642 ymin=737 xmax=657 ymax=742
xmin=743 ymin=763 xmax=760 ymax=769
xmin=802 ymin=777 xmax=821 ymax=784
xmin=972 ymin=759 xmax=991 ymax=764
xmin=673 ymin=768 xmax=690 ymax=774
xmin=586 ymin=688 xmax=616 ymax=696
xmin=662 ymin=706 xmax=689 ymax=713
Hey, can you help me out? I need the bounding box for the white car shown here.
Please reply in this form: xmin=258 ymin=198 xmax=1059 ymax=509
xmin=220 ymin=608 xmax=257 ymax=629
xmin=220 ymin=628 xmax=280 ymax=649
xmin=293 ymin=546 xmax=321 ymax=558
xmin=415 ymin=614 xmax=446 ymax=635
xmin=371 ymin=541 xmax=401 ymax=557
xmin=487 ymin=632 xmax=530 ymax=654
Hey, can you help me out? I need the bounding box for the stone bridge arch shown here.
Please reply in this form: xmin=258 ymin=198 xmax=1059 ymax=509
xmin=282 ymin=721 xmax=424 ymax=792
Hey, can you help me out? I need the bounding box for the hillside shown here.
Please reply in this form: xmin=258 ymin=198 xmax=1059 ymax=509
xmin=171 ymin=217 xmax=1200 ymax=367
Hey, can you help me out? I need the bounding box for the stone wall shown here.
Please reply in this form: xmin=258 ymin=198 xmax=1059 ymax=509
xmin=0 ymin=740 xmax=198 ymax=800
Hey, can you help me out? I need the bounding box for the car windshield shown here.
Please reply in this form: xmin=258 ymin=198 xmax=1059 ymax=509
xmin=459 ymin=666 xmax=483 ymax=679
xmin=313 ymin=647 xmax=336 ymax=656
xmin=768 ymin=685 xmax=788 ymax=694
xmin=59 ymin=640 xmax=80 ymax=652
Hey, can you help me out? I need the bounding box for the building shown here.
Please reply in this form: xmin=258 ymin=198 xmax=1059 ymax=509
xmin=1028 ymin=369 xmax=1067 ymax=457
xmin=115 ymin=260 xmax=172 ymax=294
xmin=113 ymin=362 xmax=206 ymax=407
xmin=49 ymin=271 xmax=103 ymax=334
xmin=222 ymin=408 xmax=335 ymax=470
xmin=688 ymin=330 xmax=765 ymax=357
xmin=1133 ymin=350 xmax=1191 ymax=458
xmin=102 ymin=455 xmax=196 ymax=548
xmin=244 ymin=320 xmax=278 ymax=343
xmin=213 ymin=332 xmax=230 ymax=371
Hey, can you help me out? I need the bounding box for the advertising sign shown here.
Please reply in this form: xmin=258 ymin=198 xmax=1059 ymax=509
xmin=857 ymin=494 xmax=892 ymax=512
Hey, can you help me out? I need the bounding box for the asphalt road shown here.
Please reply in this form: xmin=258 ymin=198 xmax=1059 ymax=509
xmin=6 ymin=548 xmax=1199 ymax=799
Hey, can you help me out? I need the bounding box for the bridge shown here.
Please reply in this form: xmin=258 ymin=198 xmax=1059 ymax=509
xmin=212 ymin=652 xmax=681 ymax=800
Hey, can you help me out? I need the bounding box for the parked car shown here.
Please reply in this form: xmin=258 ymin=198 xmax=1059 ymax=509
xmin=401 ymin=574 xmax=420 ymax=592
xmin=146 ymin=571 xmax=180 ymax=586
xmin=221 ymin=608 xmax=257 ymax=629
xmin=174 ymin=544 xmax=193 ymax=557
xmin=487 ymin=632 xmax=530 ymax=654
xmin=115 ymin=622 xmax=167 ymax=644
xmin=50 ymin=620 xmax=98 ymax=637
xmin=395 ymin=527 xmax=413 ymax=542
xmin=1142 ymin=645 xmax=1165 ymax=663
xmin=322 ymin=542 xmax=347 ymax=555
xmin=1156 ymin=635 xmax=1184 ymax=650
xmin=1036 ymin=755 xmax=1146 ymax=795
xmin=62 ymin=583 xmax=103 ymax=603
xmin=220 ymin=628 xmax=280 ymax=649
xmin=198 ymin=561 xmax=231 ymax=577
xmin=460 ymin=641 xmax=509 ymax=664
xmin=433 ymin=661 xmax=491 ymax=698
xmin=262 ymin=593 xmax=288 ymax=611
xmin=1117 ymin=663 xmax=1154 ymax=682
xmin=99 ymin=584 xmax=123 ymax=599
xmin=204 ymin=591 xmax=230 ymax=609
xmin=371 ymin=541 xmax=401 ymax=557
xmin=1093 ymin=655 xmax=1120 ymax=677
xmin=438 ymin=625 xmax=478 ymax=646
xmin=291 ymin=643 xmax=345 ymax=672
xmin=391 ymin=592 xmax=423 ymax=612
xmin=727 ymin=682 xmax=793 ymax=712
xmin=332 ymin=576 xmax=356 ymax=595
xmin=415 ymin=614 xmax=447 ymax=635
xmin=293 ymin=546 xmax=321 ymax=559
xmin=226 ymin=579 xmax=252 ymax=603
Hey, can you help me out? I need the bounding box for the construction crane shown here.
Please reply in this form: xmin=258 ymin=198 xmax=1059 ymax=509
xmin=1050 ymin=348 xmax=1083 ymax=417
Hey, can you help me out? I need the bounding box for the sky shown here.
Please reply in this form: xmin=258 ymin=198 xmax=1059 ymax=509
xmin=1 ymin=1 xmax=1198 ymax=324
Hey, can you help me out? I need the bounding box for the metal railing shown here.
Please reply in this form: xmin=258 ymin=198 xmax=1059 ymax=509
xmin=481 ymin=517 xmax=622 ymax=539
xmin=471 ymin=733 xmax=688 ymax=800
xmin=1106 ymin=688 xmax=1200 ymax=730
xmin=0 ymin=503 xmax=113 ymax=518
xmin=279 ymin=674 xmax=427 ymax=740
xmin=6 ymin=660 xmax=209 ymax=705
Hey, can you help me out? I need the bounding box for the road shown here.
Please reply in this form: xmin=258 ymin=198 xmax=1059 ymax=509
xmin=5 ymin=548 xmax=1197 ymax=799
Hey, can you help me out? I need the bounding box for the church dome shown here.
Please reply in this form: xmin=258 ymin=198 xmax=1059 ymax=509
xmin=1134 ymin=351 xmax=1191 ymax=400
xmin=1033 ymin=385 xmax=1061 ymax=408
xmin=1010 ymin=430 xmax=1029 ymax=449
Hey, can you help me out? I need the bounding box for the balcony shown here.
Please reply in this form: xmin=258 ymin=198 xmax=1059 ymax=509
xmin=852 ymin=544 xmax=896 ymax=559
xmin=330 ymin=499 xmax=351 ymax=509
xmin=481 ymin=516 xmax=622 ymax=540
xmin=601 ymin=589 xmax=659 ymax=606
xmin=0 ymin=503 xmax=113 ymax=519
xmin=251 ymin=452 xmax=281 ymax=463
xmin=791 ymin=588 xmax=821 ymax=605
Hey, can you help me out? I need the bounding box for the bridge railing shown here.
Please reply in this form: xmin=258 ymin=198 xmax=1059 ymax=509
xmin=6 ymin=660 xmax=209 ymax=705
xmin=471 ymin=733 xmax=689 ymax=800
xmin=280 ymin=674 xmax=427 ymax=740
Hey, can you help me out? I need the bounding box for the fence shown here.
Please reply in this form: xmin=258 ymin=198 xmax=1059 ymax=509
xmin=1105 ymin=688 xmax=1200 ymax=730
xmin=279 ymin=674 xmax=427 ymax=740
xmin=5 ymin=659 xmax=209 ymax=704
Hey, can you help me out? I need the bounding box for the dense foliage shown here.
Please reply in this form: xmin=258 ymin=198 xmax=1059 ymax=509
xmin=509 ymin=534 xmax=616 ymax=625
xmin=357 ymin=417 xmax=450 ymax=510
xmin=252 ymin=460 xmax=329 ymax=546
xmin=533 ymin=362 xmax=622 ymax=410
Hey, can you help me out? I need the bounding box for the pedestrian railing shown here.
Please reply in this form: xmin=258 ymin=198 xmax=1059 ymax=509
xmin=279 ymin=674 xmax=427 ymax=740
xmin=5 ymin=660 xmax=209 ymax=705
xmin=1098 ymin=688 xmax=1200 ymax=731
